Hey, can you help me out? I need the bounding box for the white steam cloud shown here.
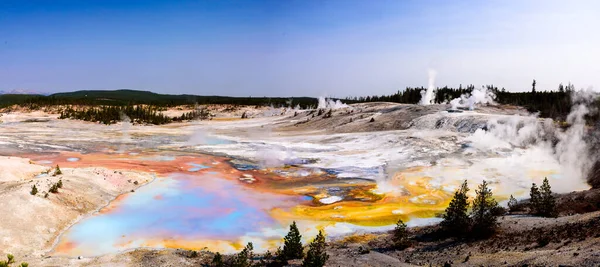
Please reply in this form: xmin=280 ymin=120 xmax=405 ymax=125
xmin=466 ymin=89 xmax=598 ymax=188
xmin=419 ymin=69 xmax=437 ymax=105
xmin=449 ymin=86 xmax=496 ymax=110
xmin=317 ymin=97 xmax=349 ymax=110
xmin=118 ymin=113 xmax=131 ymax=153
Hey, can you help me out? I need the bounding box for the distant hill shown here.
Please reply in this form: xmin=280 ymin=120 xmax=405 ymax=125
xmin=0 ymin=89 xmax=320 ymax=108
xmin=0 ymin=89 xmax=48 ymax=95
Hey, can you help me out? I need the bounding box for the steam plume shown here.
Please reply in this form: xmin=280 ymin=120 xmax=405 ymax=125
xmin=317 ymin=97 xmax=349 ymax=110
xmin=419 ymin=69 xmax=437 ymax=105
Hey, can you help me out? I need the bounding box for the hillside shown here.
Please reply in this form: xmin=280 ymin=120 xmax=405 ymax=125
xmin=0 ymin=89 xmax=319 ymax=108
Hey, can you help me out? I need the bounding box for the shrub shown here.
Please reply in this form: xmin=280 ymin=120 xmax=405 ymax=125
xmin=392 ymin=219 xmax=409 ymax=249
xmin=211 ymin=252 xmax=224 ymax=267
xmin=30 ymin=185 xmax=38 ymax=196
xmin=0 ymin=254 xmax=17 ymax=267
xmin=302 ymin=230 xmax=328 ymax=267
xmin=369 ymin=117 xmax=375 ymax=122
xmin=508 ymin=195 xmax=518 ymax=212
xmin=55 ymin=165 xmax=62 ymax=176
xmin=259 ymin=250 xmax=273 ymax=266
xmin=49 ymin=183 xmax=59 ymax=193
xmin=44 ymin=192 xmax=49 ymax=198
xmin=268 ymin=247 xmax=288 ymax=267
xmin=471 ymin=180 xmax=499 ymax=237
xmin=57 ymin=179 xmax=63 ymax=189
xmin=282 ymin=221 xmax=304 ymax=260
xmin=441 ymin=180 xmax=470 ymax=236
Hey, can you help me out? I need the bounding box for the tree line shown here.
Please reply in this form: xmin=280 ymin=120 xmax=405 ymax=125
xmin=345 ymin=81 xmax=595 ymax=122
xmin=210 ymin=221 xmax=328 ymax=267
xmin=58 ymin=105 xmax=210 ymax=125
xmin=1 ymin=89 xmax=320 ymax=109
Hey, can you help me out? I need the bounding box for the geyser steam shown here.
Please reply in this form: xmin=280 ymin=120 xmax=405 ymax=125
xmin=449 ymin=86 xmax=496 ymax=110
xmin=317 ymin=97 xmax=349 ymax=110
xmin=419 ymin=69 xmax=437 ymax=105
xmin=118 ymin=113 xmax=131 ymax=153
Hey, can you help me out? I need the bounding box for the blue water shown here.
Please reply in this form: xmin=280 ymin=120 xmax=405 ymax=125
xmin=187 ymin=162 xmax=210 ymax=172
xmin=55 ymin=173 xmax=301 ymax=257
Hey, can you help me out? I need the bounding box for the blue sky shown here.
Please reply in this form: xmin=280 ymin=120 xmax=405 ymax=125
xmin=1 ymin=0 xmax=599 ymax=97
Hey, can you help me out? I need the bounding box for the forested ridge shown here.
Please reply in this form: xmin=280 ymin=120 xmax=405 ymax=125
xmin=345 ymin=82 xmax=596 ymax=121
xmin=0 ymin=81 xmax=596 ymax=125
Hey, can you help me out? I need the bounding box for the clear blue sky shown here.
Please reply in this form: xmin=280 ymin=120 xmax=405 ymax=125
xmin=1 ymin=0 xmax=599 ymax=97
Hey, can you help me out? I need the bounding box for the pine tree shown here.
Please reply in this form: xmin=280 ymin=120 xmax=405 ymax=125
xmin=282 ymin=221 xmax=304 ymax=260
xmin=441 ymin=180 xmax=470 ymax=236
xmin=530 ymin=183 xmax=542 ymax=215
xmin=471 ymin=180 xmax=499 ymax=237
xmin=507 ymin=195 xmax=518 ymax=212
xmin=211 ymin=252 xmax=224 ymax=267
xmin=30 ymin=185 xmax=38 ymax=196
xmin=392 ymin=218 xmax=409 ymax=249
xmin=302 ymin=230 xmax=328 ymax=267
xmin=539 ymin=177 xmax=557 ymax=217
xmin=232 ymin=242 xmax=253 ymax=267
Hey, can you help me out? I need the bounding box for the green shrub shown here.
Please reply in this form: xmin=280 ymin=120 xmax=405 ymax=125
xmin=392 ymin=218 xmax=409 ymax=249
xmin=30 ymin=185 xmax=38 ymax=196
xmin=507 ymin=195 xmax=518 ymax=212
xmin=54 ymin=165 xmax=62 ymax=176
xmin=211 ymin=252 xmax=224 ymax=267
xmin=57 ymin=179 xmax=63 ymax=189
xmin=49 ymin=183 xmax=59 ymax=193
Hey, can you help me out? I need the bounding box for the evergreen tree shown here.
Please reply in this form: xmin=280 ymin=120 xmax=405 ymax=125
xmin=302 ymin=230 xmax=328 ymax=267
xmin=539 ymin=177 xmax=557 ymax=217
xmin=392 ymin=218 xmax=409 ymax=249
xmin=529 ymin=183 xmax=542 ymax=215
xmin=232 ymin=242 xmax=253 ymax=267
xmin=282 ymin=221 xmax=304 ymax=260
xmin=471 ymin=180 xmax=499 ymax=237
xmin=507 ymin=194 xmax=518 ymax=212
xmin=441 ymin=180 xmax=470 ymax=236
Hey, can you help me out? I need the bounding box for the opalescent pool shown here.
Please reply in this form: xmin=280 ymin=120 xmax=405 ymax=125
xmin=54 ymin=173 xmax=303 ymax=256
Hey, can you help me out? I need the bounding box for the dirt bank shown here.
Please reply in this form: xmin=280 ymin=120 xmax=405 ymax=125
xmin=0 ymin=156 xmax=153 ymax=264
